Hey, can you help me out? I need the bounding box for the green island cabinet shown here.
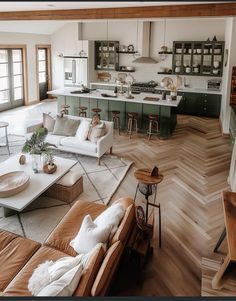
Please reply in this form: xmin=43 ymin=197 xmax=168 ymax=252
xmin=177 ymin=92 xmax=221 ymax=117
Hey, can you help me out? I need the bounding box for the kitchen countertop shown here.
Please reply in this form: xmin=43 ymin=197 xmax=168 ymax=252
xmin=47 ymin=88 xmax=182 ymax=107
xmin=90 ymin=81 xmax=222 ymax=95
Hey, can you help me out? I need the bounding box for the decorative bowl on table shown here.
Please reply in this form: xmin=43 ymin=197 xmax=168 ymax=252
xmin=43 ymin=163 xmax=57 ymax=174
xmin=0 ymin=171 xmax=30 ymax=198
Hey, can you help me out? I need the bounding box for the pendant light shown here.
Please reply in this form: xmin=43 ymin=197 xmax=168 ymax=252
xmin=78 ymin=22 xmax=86 ymax=57
xmin=160 ymin=19 xmax=168 ymax=61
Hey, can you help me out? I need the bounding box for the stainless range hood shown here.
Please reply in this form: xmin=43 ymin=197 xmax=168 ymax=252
xmin=133 ymin=21 xmax=158 ymax=64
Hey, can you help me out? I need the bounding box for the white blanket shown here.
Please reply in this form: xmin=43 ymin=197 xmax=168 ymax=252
xmin=28 ymin=244 xmax=101 ymax=296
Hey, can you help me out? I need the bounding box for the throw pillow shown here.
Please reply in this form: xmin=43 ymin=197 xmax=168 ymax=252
xmin=94 ymin=203 xmax=125 ymax=239
xmin=75 ymin=120 xmax=91 ymax=141
xmin=43 ymin=113 xmax=56 ymax=132
xmin=37 ymin=264 xmax=83 ymax=296
xmin=70 ymin=215 xmax=111 ymax=254
xmin=88 ymin=122 xmax=106 ymax=143
xmin=53 ymin=116 xmax=80 ymax=136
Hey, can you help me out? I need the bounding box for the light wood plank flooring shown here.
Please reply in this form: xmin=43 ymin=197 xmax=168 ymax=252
xmin=109 ymin=115 xmax=232 ymax=296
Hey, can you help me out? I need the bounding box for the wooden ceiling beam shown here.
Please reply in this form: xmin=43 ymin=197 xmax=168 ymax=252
xmin=0 ymin=3 xmax=235 ymax=21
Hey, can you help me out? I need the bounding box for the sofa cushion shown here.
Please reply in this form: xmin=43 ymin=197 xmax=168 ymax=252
xmin=75 ymin=120 xmax=91 ymax=141
xmin=0 ymin=229 xmax=19 ymax=251
xmin=60 ymin=137 xmax=97 ymax=153
xmin=44 ymin=200 xmax=107 ymax=256
xmin=70 ymin=215 xmax=112 ymax=254
xmin=74 ymin=244 xmax=105 ymax=296
xmin=45 ymin=133 xmax=64 ymax=146
xmin=43 ymin=113 xmax=56 ymax=132
xmin=0 ymin=231 xmax=40 ymax=292
xmin=110 ymin=198 xmax=135 ymax=245
xmin=88 ymin=122 xmax=106 ymax=143
xmin=4 ymin=246 xmax=68 ymax=296
xmin=53 ymin=116 xmax=80 ymax=136
xmin=91 ymin=241 xmax=122 ymax=296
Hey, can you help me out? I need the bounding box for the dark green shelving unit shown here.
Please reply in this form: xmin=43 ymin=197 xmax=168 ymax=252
xmin=172 ymin=41 xmax=225 ymax=77
xmin=95 ymin=41 xmax=119 ymax=71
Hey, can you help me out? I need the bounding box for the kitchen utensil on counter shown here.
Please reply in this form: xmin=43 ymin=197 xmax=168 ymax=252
xmin=162 ymin=92 xmax=167 ymax=100
xmin=101 ymin=93 xmax=117 ymax=98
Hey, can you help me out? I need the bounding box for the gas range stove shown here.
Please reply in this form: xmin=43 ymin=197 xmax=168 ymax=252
xmin=131 ymin=81 xmax=158 ymax=93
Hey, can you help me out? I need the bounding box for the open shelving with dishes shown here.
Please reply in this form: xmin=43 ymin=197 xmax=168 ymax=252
xmin=172 ymin=41 xmax=225 ymax=77
xmin=95 ymin=41 xmax=119 ymax=71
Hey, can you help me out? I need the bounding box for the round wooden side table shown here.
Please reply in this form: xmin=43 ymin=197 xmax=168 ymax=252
xmin=134 ymin=168 xmax=163 ymax=247
xmin=0 ymin=122 xmax=10 ymax=156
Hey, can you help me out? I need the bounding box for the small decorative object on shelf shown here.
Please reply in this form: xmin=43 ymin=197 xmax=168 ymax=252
xmin=127 ymin=44 xmax=135 ymax=52
xmin=19 ymin=154 xmax=26 ymax=165
xmin=212 ymin=35 xmax=217 ymax=42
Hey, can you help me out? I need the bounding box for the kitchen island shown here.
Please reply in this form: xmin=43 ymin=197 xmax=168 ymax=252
xmin=48 ymin=88 xmax=182 ymax=139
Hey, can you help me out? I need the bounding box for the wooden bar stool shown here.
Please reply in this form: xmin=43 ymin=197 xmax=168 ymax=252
xmin=92 ymin=108 xmax=102 ymax=118
xmin=147 ymin=114 xmax=159 ymax=140
xmin=127 ymin=112 xmax=138 ymax=139
xmin=78 ymin=106 xmax=87 ymax=117
xmin=134 ymin=168 xmax=163 ymax=248
xmin=61 ymin=104 xmax=70 ymax=115
xmin=111 ymin=110 xmax=120 ymax=135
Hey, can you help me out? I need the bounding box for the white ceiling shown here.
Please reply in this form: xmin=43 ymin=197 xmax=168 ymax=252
xmin=0 ymin=1 xmax=216 ymax=12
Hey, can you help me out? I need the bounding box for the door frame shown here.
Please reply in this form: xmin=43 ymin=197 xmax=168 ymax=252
xmin=0 ymin=44 xmax=28 ymax=105
xmin=35 ymin=44 xmax=52 ymax=101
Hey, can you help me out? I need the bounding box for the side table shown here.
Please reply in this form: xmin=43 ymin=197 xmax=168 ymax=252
xmin=0 ymin=122 xmax=10 ymax=156
xmin=134 ymin=168 xmax=163 ymax=247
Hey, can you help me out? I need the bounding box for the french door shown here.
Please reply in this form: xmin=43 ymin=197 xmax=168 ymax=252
xmin=36 ymin=45 xmax=51 ymax=101
xmin=0 ymin=48 xmax=25 ymax=112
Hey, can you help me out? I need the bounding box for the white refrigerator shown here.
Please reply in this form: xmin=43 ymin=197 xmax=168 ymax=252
xmin=63 ymin=40 xmax=95 ymax=88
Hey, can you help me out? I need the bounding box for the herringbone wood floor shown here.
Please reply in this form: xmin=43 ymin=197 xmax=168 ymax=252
xmin=109 ymin=115 xmax=232 ymax=296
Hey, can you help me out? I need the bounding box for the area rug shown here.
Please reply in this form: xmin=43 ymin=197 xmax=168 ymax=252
xmin=0 ymin=135 xmax=133 ymax=243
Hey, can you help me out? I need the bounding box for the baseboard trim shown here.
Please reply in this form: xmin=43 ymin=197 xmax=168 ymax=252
xmin=26 ymin=100 xmax=40 ymax=106
xmin=219 ymin=117 xmax=230 ymax=137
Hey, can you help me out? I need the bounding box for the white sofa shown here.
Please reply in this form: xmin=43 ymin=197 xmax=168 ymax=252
xmin=25 ymin=115 xmax=114 ymax=164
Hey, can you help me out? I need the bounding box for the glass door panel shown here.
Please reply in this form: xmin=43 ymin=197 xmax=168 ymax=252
xmin=37 ymin=48 xmax=48 ymax=100
xmin=0 ymin=48 xmax=24 ymax=112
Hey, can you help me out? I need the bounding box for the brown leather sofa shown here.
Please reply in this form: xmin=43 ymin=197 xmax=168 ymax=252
xmin=0 ymin=197 xmax=135 ymax=296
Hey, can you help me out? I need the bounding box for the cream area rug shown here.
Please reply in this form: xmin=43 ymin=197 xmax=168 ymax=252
xmin=0 ymin=135 xmax=133 ymax=243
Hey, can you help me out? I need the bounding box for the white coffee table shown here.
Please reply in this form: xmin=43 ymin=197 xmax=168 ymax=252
xmin=0 ymin=154 xmax=77 ymax=216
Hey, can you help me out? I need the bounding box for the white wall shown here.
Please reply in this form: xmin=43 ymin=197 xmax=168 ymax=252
xmin=51 ymin=18 xmax=226 ymax=89
xmin=220 ymin=17 xmax=236 ymax=134
xmin=0 ymin=31 xmax=50 ymax=103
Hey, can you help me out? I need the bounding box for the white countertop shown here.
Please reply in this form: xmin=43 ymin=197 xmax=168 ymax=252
xmin=90 ymin=81 xmax=222 ymax=95
xmin=47 ymin=88 xmax=182 ymax=107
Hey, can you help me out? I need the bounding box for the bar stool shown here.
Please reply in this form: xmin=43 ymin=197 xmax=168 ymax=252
xmin=147 ymin=114 xmax=159 ymax=140
xmin=111 ymin=110 xmax=120 ymax=135
xmin=92 ymin=108 xmax=102 ymax=118
xmin=0 ymin=121 xmax=10 ymax=156
xmin=134 ymin=168 xmax=163 ymax=248
xmin=127 ymin=112 xmax=138 ymax=139
xmin=78 ymin=106 xmax=87 ymax=118
xmin=61 ymin=104 xmax=70 ymax=115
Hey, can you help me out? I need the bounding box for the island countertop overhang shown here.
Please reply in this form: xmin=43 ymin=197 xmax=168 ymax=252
xmin=47 ymin=88 xmax=182 ymax=107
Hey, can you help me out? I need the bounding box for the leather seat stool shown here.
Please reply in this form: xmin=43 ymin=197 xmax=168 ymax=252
xmin=127 ymin=112 xmax=138 ymax=139
xmin=92 ymin=108 xmax=102 ymax=118
xmin=147 ymin=114 xmax=159 ymax=140
xmin=45 ymin=170 xmax=83 ymax=204
xmin=111 ymin=110 xmax=120 ymax=135
xmin=78 ymin=106 xmax=87 ymax=117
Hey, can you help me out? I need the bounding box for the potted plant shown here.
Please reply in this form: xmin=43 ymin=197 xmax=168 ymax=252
xmin=22 ymin=127 xmax=56 ymax=173
xmin=168 ymin=76 xmax=182 ymax=100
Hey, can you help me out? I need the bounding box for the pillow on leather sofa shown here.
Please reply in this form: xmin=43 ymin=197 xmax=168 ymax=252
xmin=70 ymin=215 xmax=111 ymax=254
xmin=53 ymin=116 xmax=80 ymax=136
xmin=94 ymin=203 xmax=125 ymax=239
xmin=43 ymin=113 xmax=56 ymax=132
